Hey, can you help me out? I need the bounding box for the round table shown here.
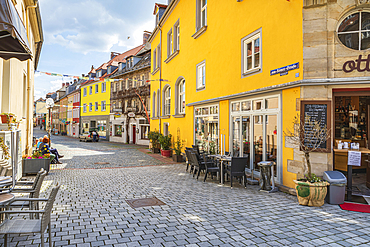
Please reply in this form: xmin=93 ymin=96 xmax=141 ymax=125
xmin=0 ymin=193 xmax=14 ymax=205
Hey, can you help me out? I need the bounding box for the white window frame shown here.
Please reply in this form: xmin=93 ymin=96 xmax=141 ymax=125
xmin=174 ymin=21 xmax=180 ymax=51
xmin=95 ymin=102 xmax=98 ymax=111
xmin=157 ymin=44 xmax=161 ymax=68
xmin=95 ymin=84 xmax=98 ymax=93
xmin=133 ymin=77 xmax=137 ymax=88
xmin=153 ymin=48 xmax=157 ymax=70
xmin=178 ymin=79 xmax=185 ymax=114
xmin=141 ymin=74 xmax=145 ymax=86
xmin=167 ymin=28 xmax=173 ymax=58
xmin=163 ymin=86 xmax=171 ymax=116
xmin=201 ymin=0 xmax=207 ymax=27
xmin=101 ymin=101 xmax=106 ymax=111
xmin=89 ymin=103 xmax=92 ymax=112
xmin=89 ymin=86 xmax=92 ymax=95
xmin=101 ymin=82 xmax=106 ymax=93
xmin=83 ymin=88 xmax=87 ymax=97
xmin=83 ymin=104 xmax=87 ymax=113
xmin=242 ymin=29 xmax=262 ymax=77
xmin=152 ymin=92 xmax=156 ymax=117
xmin=196 ymin=60 xmax=206 ymax=90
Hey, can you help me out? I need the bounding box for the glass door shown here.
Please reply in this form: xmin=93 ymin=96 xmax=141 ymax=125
xmin=265 ymin=114 xmax=278 ymax=177
xmin=242 ymin=116 xmax=251 ymax=169
xmin=253 ymin=115 xmax=263 ymax=173
xmin=232 ymin=117 xmax=240 ymax=156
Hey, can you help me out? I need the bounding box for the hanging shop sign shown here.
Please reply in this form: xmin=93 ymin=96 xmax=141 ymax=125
xmin=128 ymin=112 xmax=135 ymax=118
xmin=270 ymin=62 xmax=299 ymax=76
xmin=342 ymin=55 xmax=370 ymax=73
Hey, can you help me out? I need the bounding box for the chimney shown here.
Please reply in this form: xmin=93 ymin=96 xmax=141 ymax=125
xmin=143 ymin=31 xmax=151 ymax=44
xmin=62 ymin=83 xmax=65 ymax=87
xmin=91 ymin=65 xmax=94 ymax=71
xmin=111 ymin=52 xmax=120 ymax=59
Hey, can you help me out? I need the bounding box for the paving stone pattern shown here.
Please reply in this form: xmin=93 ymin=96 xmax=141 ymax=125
xmin=4 ymin=129 xmax=370 ymax=246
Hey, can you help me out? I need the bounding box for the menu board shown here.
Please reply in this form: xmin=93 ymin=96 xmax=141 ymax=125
xmin=300 ymin=100 xmax=331 ymax=153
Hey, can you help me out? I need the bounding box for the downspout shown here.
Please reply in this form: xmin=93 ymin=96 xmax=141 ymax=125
xmin=159 ymin=26 xmax=162 ymax=134
xmin=25 ymin=1 xmax=38 ymax=155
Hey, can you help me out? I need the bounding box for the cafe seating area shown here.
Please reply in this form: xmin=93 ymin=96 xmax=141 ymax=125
xmin=185 ymin=145 xmax=251 ymax=188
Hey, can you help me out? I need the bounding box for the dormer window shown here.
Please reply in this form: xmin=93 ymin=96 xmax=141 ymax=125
xmin=107 ymin=66 xmax=111 ymax=74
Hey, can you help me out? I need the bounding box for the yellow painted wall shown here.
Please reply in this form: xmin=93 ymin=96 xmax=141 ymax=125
xmin=282 ymin=87 xmax=301 ymax=189
xmin=80 ymin=81 xmax=111 ymax=117
xmin=150 ymin=0 xmax=304 ymax=174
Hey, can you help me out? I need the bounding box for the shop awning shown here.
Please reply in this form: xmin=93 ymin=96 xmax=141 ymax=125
xmin=0 ymin=0 xmax=31 ymax=61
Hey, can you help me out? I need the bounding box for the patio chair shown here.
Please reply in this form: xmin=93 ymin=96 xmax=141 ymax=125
xmin=190 ymin=152 xmax=206 ymax=180
xmin=185 ymin=149 xmax=194 ymax=173
xmin=203 ymin=154 xmax=220 ymax=182
xmin=0 ymin=184 xmax=60 ymax=247
xmin=225 ymin=157 xmax=248 ymax=188
xmin=15 ymin=168 xmax=45 ymax=187
xmin=8 ymin=169 xmax=47 ymax=219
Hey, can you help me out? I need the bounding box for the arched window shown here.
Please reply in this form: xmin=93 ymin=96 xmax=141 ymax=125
xmin=163 ymin=86 xmax=171 ymax=116
xmin=152 ymin=92 xmax=156 ymax=117
xmin=178 ymin=79 xmax=185 ymax=114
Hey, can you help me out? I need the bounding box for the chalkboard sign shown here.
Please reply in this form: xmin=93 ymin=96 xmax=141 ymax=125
xmin=300 ymin=100 xmax=331 ymax=153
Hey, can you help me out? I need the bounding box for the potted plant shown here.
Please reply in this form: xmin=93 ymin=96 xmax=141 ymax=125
xmin=148 ymin=130 xmax=160 ymax=153
xmin=158 ymin=133 xmax=172 ymax=158
xmin=172 ymin=129 xmax=184 ymax=162
xmin=284 ymin=115 xmax=330 ymax=207
xmin=0 ymin=113 xmax=15 ymax=126
xmin=22 ymin=151 xmax=51 ymax=175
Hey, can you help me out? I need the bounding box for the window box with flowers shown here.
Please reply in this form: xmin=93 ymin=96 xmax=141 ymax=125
xmin=22 ymin=151 xmax=51 ymax=175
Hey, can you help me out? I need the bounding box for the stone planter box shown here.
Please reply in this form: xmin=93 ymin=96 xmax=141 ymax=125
xmin=22 ymin=159 xmax=50 ymax=175
xmin=172 ymin=154 xmax=183 ymax=162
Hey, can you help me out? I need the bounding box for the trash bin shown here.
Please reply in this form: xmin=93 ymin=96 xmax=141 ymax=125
xmin=323 ymin=171 xmax=347 ymax=204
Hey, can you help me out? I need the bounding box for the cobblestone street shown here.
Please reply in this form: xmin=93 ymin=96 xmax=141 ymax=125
xmin=3 ymin=129 xmax=370 ymax=246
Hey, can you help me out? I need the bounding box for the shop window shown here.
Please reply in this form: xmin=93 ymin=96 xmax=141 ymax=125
xmin=232 ymin=102 xmax=240 ymax=112
xmin=97 ymin=120 xmax=106 ymax=139
xmin=141 ymin=125 xmax=150 ymax=139
xmin=337 ymin=11 xmax=370 ymax=50
xmin=242 ymin=29 xmax=262 ymax=77
xmin=265 ymin=97 xmax=279 ymax=109
xmin=253 ymin=100 xmax=263 ymax=110
xmin=242 ymin=101 xmax=251 ymax=111
xmin=195 ymin=105 xmax=219 ymax=152
xmin=114 ymin=125 xmax=122 ymax=137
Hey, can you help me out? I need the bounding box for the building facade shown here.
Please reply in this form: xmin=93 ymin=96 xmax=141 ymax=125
xmin=149 ymin=0 xmax=370 ymax=192
xmin=0 ymin=0 xmax=43 ymax=154
xmin=109 ymin=41 xmax=151 ymax=145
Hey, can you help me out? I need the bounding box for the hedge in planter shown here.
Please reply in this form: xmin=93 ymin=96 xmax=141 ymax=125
xmin=22 ymin=152 xmax=51 ymax=175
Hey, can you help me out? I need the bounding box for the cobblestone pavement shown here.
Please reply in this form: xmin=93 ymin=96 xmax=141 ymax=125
xmin=33 ymin=129 xmax=163 ymax=169
xmin=3 ymin=129 xmax=370 ymax=246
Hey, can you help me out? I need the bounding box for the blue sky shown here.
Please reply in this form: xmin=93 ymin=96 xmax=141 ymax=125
xmin=35 ymin=0 xmax=164 ymax=100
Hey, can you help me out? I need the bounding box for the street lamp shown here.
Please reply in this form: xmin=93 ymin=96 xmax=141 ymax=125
xmin=45 ymin=98 xmax=54 ymax=147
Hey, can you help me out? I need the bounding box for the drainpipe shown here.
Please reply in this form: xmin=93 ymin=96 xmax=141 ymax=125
xmin=159 ymin=26 xmax=162 ymax=134
xmin=25 ymin=1 xmax=39 ymax=155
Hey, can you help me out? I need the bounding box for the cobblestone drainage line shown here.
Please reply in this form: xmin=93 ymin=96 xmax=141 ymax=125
xmin=125 ymin=197 xmax=166 ymax=208
xmin=94 ymin=162 xmax=110 ymax=165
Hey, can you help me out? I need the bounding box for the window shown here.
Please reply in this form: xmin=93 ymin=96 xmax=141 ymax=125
xmin=89 ymin=86 xmax=92 ymax=95
xmin=101 ymin=82 xmax=106 ymax=92
xmin=120 ymin=81 xmax=123 ymax=90
xmin=153 ymin=48 xmax=157 ymax=70
xmin=164 ymin=86 xmax=171 ymax=115
xmin=338 ymin=11 xmax=370 ymax=50
xmin=133 ymin=77 xmax=137 ymax=88
xmin=95 ymin=102 xmax=98 ymax=111
xmin=89 ymin=103 xmax=92 ymax=112
xmin=242 ymin=30 xmax=261 ymax=75
xmin=141 ymin=125 xmax=150 ymax=139
xmin=174 ymin=21 xmax=180 ymax=51
xmin=196 ymin=61 xmax=206 ymax=90
xmin=83 ymin=104 xmax=87 ymax=113
xmin=195 ymin=105 xmax=219 ymax=152
xmin=141 ymin=75 xmax=145 ymax=86
xmin=157 ymin=44 xmax=161 ymax=68
xmin=152 ymin=92 xmax=156 ymax=117
xmin=157 ymin=89 xmax=160 ymax=118
xmin=114 ymin=125 xmax=122 ymax=137
xmin=83 ymin=88 xmax=87 ymax=97
xmin=101 ymin=101 xmax=106 ymax=111
xmin=126 ymin=79 xmax=129 ymax=89
xmin=95 ymin=84 xmax=98 ymax=93
xmin=201 ymin=0 xmax=207 ymax=27
xmin=167 ymin=28 xmax=173 ymax=57
xmin=178 ymin=79 xmax=185 ymax=114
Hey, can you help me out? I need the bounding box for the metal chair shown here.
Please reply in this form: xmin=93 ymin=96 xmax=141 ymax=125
xmin=225 ymin=157 xmax=248 ymax=188
xmin=185 ymin=149 xmax=194 ymax=173
xmin=203 ymin=154 xmax=220 ymax=182
xmin=0 ymin=184 xmax=60 ymax=247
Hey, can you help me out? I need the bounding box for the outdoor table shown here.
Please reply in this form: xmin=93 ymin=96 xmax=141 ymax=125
xmin=0 ymin=193 xmax=14 ymax=224
xmin=208 ymin=155 xmax=231 ymax=185
xmin=0 ymin=177 xmax=12 ymax=188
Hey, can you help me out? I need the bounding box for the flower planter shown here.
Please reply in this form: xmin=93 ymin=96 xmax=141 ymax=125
xmin=293 ymin=180 xmax=329 ymax=207
xmin=0 ymin=115 xmax=7 ymax=124
xmin=172 ymin=154 xmax=183 ymax=162
xmin=152 ymin=147 xmax=160 ymax=154
xmin=22 ymin=158 xmax=50 ymax=175
xmin=161 ymin=149 xmax=171 ymax=158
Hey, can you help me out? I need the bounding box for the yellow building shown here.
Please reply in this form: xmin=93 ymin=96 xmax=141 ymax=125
xmin=149 ymin=0 xmax=370 ymax=192
xmin=66 ymin=92 xmax=74 ymax=136
xmin=80 ymin=75 xmax=111 ymax=140
xmin=149 ymin=1 xmax=304 ymax=189
xmin=0 ymin=0 xmax=43 ymax=155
